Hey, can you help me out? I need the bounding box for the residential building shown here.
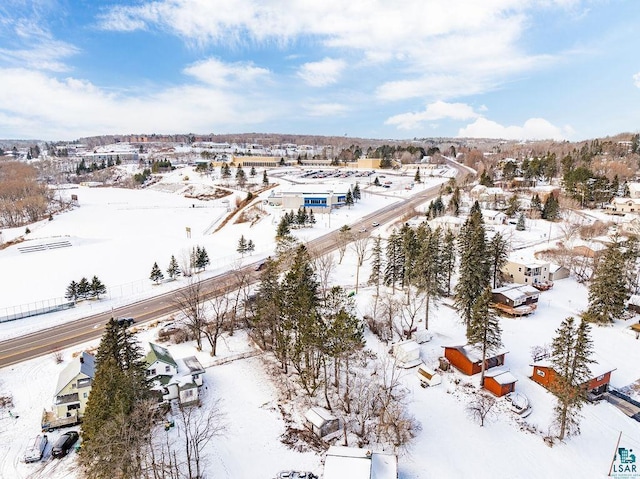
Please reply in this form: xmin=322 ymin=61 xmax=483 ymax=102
xmin=443 ymin=345 xmax=508 ymax=376
xmin=53 ymin=351 xmax=95 ymax=420
xmin=502 ymin=258 xmax=550 ymax=285
xmin=530 ymin=358 xmax=616 ymax=399
xmin=323 ymin=446 xmax=398 ymax=479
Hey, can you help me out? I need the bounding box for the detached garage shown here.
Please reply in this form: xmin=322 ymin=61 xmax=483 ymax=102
xmin=483 ymin=368 xmax=517 ymax=397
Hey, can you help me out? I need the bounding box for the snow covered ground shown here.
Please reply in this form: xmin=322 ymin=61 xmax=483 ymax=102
xmin=1 ymin=165 xmax=640 ymax=479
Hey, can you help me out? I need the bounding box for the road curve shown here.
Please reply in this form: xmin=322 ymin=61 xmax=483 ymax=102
xmin=0 ymin=163 xmax=467 ymax=368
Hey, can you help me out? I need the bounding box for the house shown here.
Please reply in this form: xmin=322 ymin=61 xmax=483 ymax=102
xmin=53 ymin=351 xmax=95 ymax=420
xmin=323 ymin=446 xmax=398 ymax=479
xmin=443 ymin=345 xmax=508 ymax=376
xmin=483 ymin=368 xmax=517 ymax=397
xmin=491 ymin=285 xmax=540 ymax=316
xmin=391 ymin=340 xmax=421 ymax=368
xmin=530 ymin=358 xmax=616 ymax=399
xmin=304 ymin=407 xmax=340 ymax=438
xmin=145 ymin=343 xmax=178 ymax=382
xmin=428 ymin=214 xmax=465 ymax=233
xmin=609 ymin=197 xmax=640 ymax=214
xmin=627 ymin=295 xmax=640 ymax=315
xmin=626 ymin=182 xmax=640 ymax=199
xmin=482 ymin=209 xmax=507 ymax=225
xmin=502 ymin=258 xmax=550 ymax=285
xmin=145 ymin=344 xmax=205 ymax=406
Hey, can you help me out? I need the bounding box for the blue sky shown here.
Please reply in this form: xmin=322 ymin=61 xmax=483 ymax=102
xmin=0 ymin=0 xmax=638 ymax=141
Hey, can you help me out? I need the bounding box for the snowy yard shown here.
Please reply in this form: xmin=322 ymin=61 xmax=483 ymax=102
xmin=1 ymin=166 xmax=640 ymax=478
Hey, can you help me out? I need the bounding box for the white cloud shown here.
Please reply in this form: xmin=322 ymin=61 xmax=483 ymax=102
xmin=305 ymin=103 xmax=348 ymax=117
xmin=97 ymin=0 xmax=563 ymax=100
xmin=0 ymin=67 xmax=280 ymax=140
xmin=385 ymin=101 xmax=481 ymax=130
xmin=634 ymin=72 xmax=640 ymax=88
xmin=297 ymin=58 xmax=346 ymax=87
xmin=183 ymin=58 xmax=270 ymax=87
xmin=458 ymin=117 xmax=574 ymax=141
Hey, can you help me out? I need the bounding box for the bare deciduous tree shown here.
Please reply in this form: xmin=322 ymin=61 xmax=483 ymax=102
xmin=466 ymin=392 xmax=497 ymax=427
xmin=173 ymin=275 xmax=207 ymax=351
xmin=351 ymin=235 xmax=370 ymax=293
xmin=397 ymin=288 xmax=425 ymax=340
xmin=312 ymin=252 xmax=335 ymax=301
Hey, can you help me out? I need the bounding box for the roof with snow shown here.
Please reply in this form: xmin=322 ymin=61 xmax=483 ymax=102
xmin=484 ymin=368 xmax=518 ymax=385
xmin=146 ymin=343 xmax=177 ymax=368
xmin=324 ymin=446 xmax=397 ymax=479
xmin=492 ymin=285 xmax=540 ymax=301
xmin=443 ymin=345 xmax=509 ymax=363
xmin=55 ymin=351 xmax=95 ymax=395
xmin=304 ymin=407 xmax=337 ymax=428
xmin=531 ymin=356 xmax=616 ymax=380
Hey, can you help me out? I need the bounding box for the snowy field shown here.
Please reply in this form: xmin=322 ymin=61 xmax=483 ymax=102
xmin=1 ymin=165 xmax=640 ymax=479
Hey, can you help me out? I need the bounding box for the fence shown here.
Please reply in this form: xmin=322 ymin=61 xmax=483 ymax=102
xmin=0 ymin=298 xmax=76 ymax=323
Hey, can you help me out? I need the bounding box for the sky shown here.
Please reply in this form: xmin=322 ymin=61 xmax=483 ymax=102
xmin=0 ymin=0 xmax=639 ymax=142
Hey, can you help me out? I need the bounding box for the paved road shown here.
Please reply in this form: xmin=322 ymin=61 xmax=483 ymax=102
xmin=0 ymin=160 xmax=467 ymax=368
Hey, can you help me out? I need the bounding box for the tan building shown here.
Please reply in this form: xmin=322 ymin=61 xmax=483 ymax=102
xmin=53 ymin=351 xmax=95 ymax=420
xmin=502 ymin=258 xmax=550 ymax=285
xmin=609 ymin=197 xmax=640 ymax=214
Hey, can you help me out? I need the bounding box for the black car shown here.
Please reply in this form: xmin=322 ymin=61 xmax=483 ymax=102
xmin=51 ymin=431 xmax=79 ymax=459
xmin=116 ymin=317 xmax=135 ymax=327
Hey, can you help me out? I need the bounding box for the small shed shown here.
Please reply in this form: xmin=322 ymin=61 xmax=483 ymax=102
xmin=549 ymin=264 xmax=570 ymax=281
xmin=628 ymin=295 xmax=640 ymax=315
xmin=304 ymin=407 xmax=340 ymax=438
xmin=392 ymin=340 xmax=421 ymax=368
xmin=483 ymin=368 xmax=517 ymax=397
xmin=443 ymin=345 xmax=508 ymax=376
xmin=416 ymin=363 xmax=442 ymax=387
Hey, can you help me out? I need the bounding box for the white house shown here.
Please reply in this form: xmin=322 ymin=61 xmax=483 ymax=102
xmin=145 ymin=344 xmax=205 ymax=406
xmin=502 ymin=257 xmax=550 ymax=285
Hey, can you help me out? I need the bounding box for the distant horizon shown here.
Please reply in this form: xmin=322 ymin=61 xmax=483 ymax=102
xmin=1 ymin=1 xmax=639 ymax=142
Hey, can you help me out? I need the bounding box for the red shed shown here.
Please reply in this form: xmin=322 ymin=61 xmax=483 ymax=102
xmin=443 ymin=345 xmax=508 ymax=376
xmin=531 ymin=358 xmax=616 ymax=398
xmin=483 ymin=368 xmax=517 ymax=397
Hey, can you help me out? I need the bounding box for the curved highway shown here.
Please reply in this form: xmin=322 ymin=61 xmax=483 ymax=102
xmin=0 ymin=159 xmax=469 ymax=368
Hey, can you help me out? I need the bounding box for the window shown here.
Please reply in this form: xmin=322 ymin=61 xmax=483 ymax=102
xmin=165 ymin=365 xmax=171 ymax=373
xmin=536 ymin=369 xmax=546 ymax=377
xmin=83 ymin=392 xmax=87 ymax=398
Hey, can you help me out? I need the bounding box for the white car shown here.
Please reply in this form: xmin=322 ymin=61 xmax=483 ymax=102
xmin=372 ymin=222 xmax=380 ymax=227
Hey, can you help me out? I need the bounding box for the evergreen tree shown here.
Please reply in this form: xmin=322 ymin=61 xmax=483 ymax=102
xmin=246 ymin=239 xmax=255 ymax=254
xmin=449 ymin=187 xmax=461 ymax=216
xmin=373 ymin=176 xmax=381 ymax=187
xmin=352 ymin=183 xmax=361 ymax=201
xmin=530 ymin=194 xmax=542 ymax=215
xmin=467 ymin=287 xmax=502 ymax=386
xmin=505 ymin=195 xmax=520 ymax=217
xmin=549 ymin=317 xmax=594 ymax=440
xmin=276 ymin=216 xmax=290 ymax=239
xmin=583 ymin=238 xmax=627 ymax=324
xmin=542 ymin=195 xmax=560 ymax=220
xmin=149 ymin=262 xmax=164 ymax=283
xmin=488 ymin=233 xmax=509 ymax=289
xmin=236 ymin=167 xmax=247 ymax=187
xmin=345 ymin=190 xmax=354 ymax=208
xmin=416 ymin=225 xmax=443 ymax=329
xmin=384 ymin=229 xmax=404 ymax=293
xmin=77 ymin=276 xmax=91 ymax=299
xmin=90 ymin=276 xmax=107 ymax=299
xmin=166 ymin=254 xmax=181 ymax=280
xmin=441 ymin=229 xmax=456 ymax=296
xmin=308 ymin=209 xmax=316 ymax=225
xmin=237 ymin=235 xmax=248 ymax=256
xmin=414 ymin=168 xmax=421 ymax=183
xmin=65 ymin=281 xmax=78 ymax=301
xmin=401 ymin=224 xmax=419 ymax=291
xmin=516 ymin=213 xmax=526 ymax=231
xmin=250 ymin=166 xmax=257 ymax=177
xmin=262 ymin=170 xmax=269 ymax=186
xmin=368 ymin=236 xmax=383 ymax=297
xmin=454 ymin=204 xmax=489 ymax=334
xmin=221 ymin=163 xmax=231 ymax=179
xmin=81 ymin=318 xmax=151 ymax=476
xmin=196 ymin=246 xmax=210 ymax=270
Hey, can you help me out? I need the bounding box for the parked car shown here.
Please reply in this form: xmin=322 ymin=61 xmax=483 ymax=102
xmin=116 ymin=317 xmax=135 ymax=327
xmin=24 ymin=434 xmax=48 ymax=463
xmin=51 ymin=431 xmax=79 ymax=459
xmin=371 ymin=222 xmax=380 ymax=227
xmin=276 ymin=472 xmax=318 ymax=479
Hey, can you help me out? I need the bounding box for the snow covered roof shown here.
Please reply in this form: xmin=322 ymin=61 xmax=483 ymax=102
xmin=304 ymin=407 xmax=337 ymax=428
xmin=531 ymin=356 xmax=617 ymax=380
xmin=444 ymin=345 xmax=509 ymax=363
xmin=484 ymin=368 xmax=517 ymax=385
xmin=146 ymin=342 xmax=177 ymax=368
xmin=324 ymin=446 xmax=397 ymax=479
xmin=55 ymin=351 xmax=95 ymax=395
xmin=180 ymin=356 xmax=205 ymax=375
xmin=492 ymin=285 xmax=539 ymax=301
